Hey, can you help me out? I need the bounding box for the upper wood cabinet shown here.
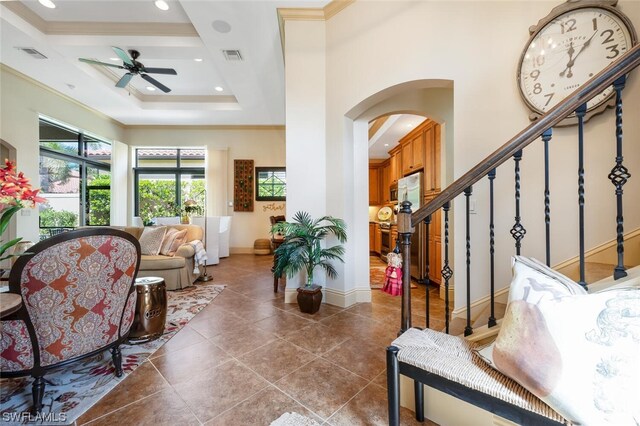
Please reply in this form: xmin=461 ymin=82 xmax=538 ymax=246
xmin=402 ymin=132 xmax=424 ymax=175
xmin=369 ymin=166 xmax=381 ymax=205
xmin=424 ymin=123 xmax=441 ymax=196
xmin=389 ymin=147 xmax=402 ymax=185
xmin=381 ymin=160 xmax=391 ymax=204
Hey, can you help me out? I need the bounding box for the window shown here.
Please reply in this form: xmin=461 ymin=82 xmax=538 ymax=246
xmin=39 ymin=118 xmax=111 ymax=239
xmin=134 ymin=148 xmax=205 ymax=225
xmin=256 ymin=167 xmax=286 ymax=201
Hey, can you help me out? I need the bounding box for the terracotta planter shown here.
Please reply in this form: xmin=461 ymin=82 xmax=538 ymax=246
xmin=297 ymin=284 xmax=323 ymax=314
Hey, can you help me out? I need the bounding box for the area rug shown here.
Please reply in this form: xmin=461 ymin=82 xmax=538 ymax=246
xmin=270 ymin=412 xmax=321 ymax=426
xmin=0 ymin=283 xmax=224 ymax=425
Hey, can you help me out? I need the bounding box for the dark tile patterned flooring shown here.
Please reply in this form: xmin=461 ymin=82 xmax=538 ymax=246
xmin=78 ymin=254 xmax=440 ymax=425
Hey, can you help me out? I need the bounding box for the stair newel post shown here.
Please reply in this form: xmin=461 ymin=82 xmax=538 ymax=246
xmin=424 ymin=214 xmax=432 ymax=329
xmin=609 ymin=75 xmax=629 ymax=280
xmin=542 ymin=128 xmax=553 ymax=267
xmin=576 ymin=103 xmax=588 ymax=289
xmin=510 ymin=150 xmax=526 ymax=255
xmin=441 ymin=202 xmax=453 ymax=334
xmin=398 ymin=199 xmax=414 ymax=335
xmin=488 ymin=169 xmax=497 ymax=328
xmin=464 ymin=186 xmax=473 ymax=337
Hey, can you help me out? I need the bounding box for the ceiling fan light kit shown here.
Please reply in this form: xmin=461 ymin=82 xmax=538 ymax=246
xmin=79 ymin=46 xmax=177 ymax=93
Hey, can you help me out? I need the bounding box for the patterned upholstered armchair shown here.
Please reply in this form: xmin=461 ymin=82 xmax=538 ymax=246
xmin=0 ymin=228 xmax=141 ymax=413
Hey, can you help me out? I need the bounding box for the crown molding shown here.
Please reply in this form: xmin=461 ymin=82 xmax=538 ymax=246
xmin=323 ymin=0 xmax=355 ymax=20
xmin=277 ymin=0 xmax=355 ymax=22
xmin=2 ymin=2 xmax=198 ymax=37
xmin=126 ymin=125 xmax=285 ymax=131
xmin=0 ymin=63 xmax=126 ymax=128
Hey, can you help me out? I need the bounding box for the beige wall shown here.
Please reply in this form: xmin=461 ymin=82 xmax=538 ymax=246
xmin=285 ymin=1 xmax=640 ymax=308
xmin=124 ymin=127 xmax=286 ymax=250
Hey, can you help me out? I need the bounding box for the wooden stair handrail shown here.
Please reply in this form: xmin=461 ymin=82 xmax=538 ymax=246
xmin=411 ymin=43 xmax=640 ymax=227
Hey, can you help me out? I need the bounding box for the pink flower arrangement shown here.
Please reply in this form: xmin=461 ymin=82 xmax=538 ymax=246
xmin=1 ymin=159 xmax=47 ymax=261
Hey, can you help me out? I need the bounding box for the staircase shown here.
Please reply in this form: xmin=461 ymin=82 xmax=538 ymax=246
xmin=394 ymin=43 xmax=640 ymax=338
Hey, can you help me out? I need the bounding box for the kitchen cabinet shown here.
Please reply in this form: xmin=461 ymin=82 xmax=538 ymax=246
xmin=389 ymin=147 xmax=402 ymax=186
xmin=401 ymin=128 xmax=425 ymax=175
xmin=390 ymin=225 xmax=398 ymax=252
xmin=424 ymin=123 xmax=442 ymax=196
xmin=374 ymin=223 xmax=382 ymax=254
xmin=369 ymin=223 xmax=375 ymax=253
xmin=369 ymin=166 xmax=381 ymax=205
xmin=381 ymin=160 xmax=391 ymax=204
xmin=424 ymin=194 xmax=442 ymax=285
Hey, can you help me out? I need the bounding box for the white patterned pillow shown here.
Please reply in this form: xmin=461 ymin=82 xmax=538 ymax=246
xmin=139 ymin=226 xmax=167 ymax=255
xmin=477 ymin=257 xmax=640 ymax=425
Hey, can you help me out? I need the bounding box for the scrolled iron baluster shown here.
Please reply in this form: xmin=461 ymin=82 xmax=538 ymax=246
xmin=464 ymin=186 xmax=473 ymax=337
xmin=609 ymin=75 xmax=629 ymax=280
xmin=510 ymin=150 xmax=526 ymax=254
xmin=424 ymin=215 xmax=431 ymax=329
xmin=542 ymin=128 xmax=553 ymax=267
xmin=441 ymin=202 xmax=453 ymax=334
xmin=576 ymin=103 xmax=587 ymax=289
xmin=488 ymin=169 xmax=497 ymax=328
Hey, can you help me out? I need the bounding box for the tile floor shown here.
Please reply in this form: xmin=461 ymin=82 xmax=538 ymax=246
xmin=78 ymin=254 xmax=441 ymax=425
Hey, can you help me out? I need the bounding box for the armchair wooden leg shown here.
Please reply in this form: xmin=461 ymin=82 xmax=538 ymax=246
xmin=387 ymin=346 xmax=400 ymax=426
xmin=111 ymin=346 xmax=123 ymax=377
xmin=32 ymin=376 xmax=45 ymax=414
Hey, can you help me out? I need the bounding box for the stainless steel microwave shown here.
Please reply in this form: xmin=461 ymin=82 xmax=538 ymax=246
xmin=390 ymin=184 xmax=398 ymax=202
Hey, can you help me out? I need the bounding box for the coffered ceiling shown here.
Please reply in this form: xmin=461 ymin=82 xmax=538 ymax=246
xmin=0 ymin=0 xmax=329 ymax=126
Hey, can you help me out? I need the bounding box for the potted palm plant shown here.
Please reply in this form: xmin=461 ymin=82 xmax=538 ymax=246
xmin=272 ymin=211 xmax=347 ymax=314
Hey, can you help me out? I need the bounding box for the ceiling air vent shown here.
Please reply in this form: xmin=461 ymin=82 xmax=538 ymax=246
xmin=222 ymin=49 xmax=243 ymax=61
xmin=16 ymin=47 xmax=48 ymax=59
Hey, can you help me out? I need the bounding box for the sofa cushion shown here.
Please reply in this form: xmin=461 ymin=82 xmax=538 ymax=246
xmin=139 ymin=226 xmax=167 ymax=255
xmin=160 ymin=228 xmax=187 ymax=256
xmin=476 ymin=257 xmax=639 ymax=425
xmin=139 ymin=255 xmax=185 ymax=270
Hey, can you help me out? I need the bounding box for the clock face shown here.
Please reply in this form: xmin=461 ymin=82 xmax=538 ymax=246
xmin=518 ymin=6 xmax=634 ymax=115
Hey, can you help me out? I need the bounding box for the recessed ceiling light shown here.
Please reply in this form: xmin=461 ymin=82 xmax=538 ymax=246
xmin=212 ymin=20 xmax=232 ymax=34
xmin=38 ymin=0 xmax=56 ymax=8
xmin=194 ymin=58 xmax=203 ymax=62
xmin=146 ymin=86 xmax=156 ymax=91
xmin=214 ymin=86 xmax=224 ymax=92
xmin=384 ymin=144 xmax=389 ymax=147
xmin=407 ymin=124 xmax=414 ymax=128
xmin=154 ymin=0 xmax=169 ymax=11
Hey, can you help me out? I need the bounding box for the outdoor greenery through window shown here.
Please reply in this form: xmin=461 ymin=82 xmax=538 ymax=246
xmin=134 ymin=148 xmax=205 ymax=225
xmin=256 ymin=167 xmax=286 ymax=201
xmin=39 ymin=118 xmax=111 ymax=240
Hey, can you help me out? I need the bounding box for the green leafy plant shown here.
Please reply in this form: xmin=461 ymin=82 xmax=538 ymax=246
xmin=272 ymin=211 xmax=347 ymax=288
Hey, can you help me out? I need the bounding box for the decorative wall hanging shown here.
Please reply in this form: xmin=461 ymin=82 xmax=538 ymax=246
xmin=262 ymin=202 xmax=285 ymax=212
xmin=234 ymin=159 xmax=254 ymax=212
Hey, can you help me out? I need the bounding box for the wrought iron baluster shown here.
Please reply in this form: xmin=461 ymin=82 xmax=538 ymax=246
xmin=542 ymin=128 xmax=553 ymax=266
xmin=576 ymin=103 xmax=587 ymax=289
xmin=441 ymin=202 xmax=452 ymax=334
xmin=464 ymin=187 xmax=473 ymax=337
xmin=424 ymin=215 xmax=432 ymax=329
xmin=510 ymin=150 xmax=526 ymax=254
xmin=609 ymin=75 xmax=629 ymax=280
xmin=488 ymin=169 xmax=497 ymax=328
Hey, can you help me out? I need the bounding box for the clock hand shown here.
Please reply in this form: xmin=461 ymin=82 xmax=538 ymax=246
xmin=559 ymin=42 xmax=575 ymax=77
xmin=559 ymin=31 xmax=598 ymax=78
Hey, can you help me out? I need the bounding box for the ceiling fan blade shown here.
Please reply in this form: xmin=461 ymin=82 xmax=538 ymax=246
xmin=141 ymin=67 xmax=177 ymax=75
xmin=140 ymin=74 xmax=171 ymax=93
xmin=116 ymin=73 xmax=134 ymax=88
xmin=112 ymin=46 xmax=134 ymax=66
xmin=79 ymin=58 xmax=125 ymax=69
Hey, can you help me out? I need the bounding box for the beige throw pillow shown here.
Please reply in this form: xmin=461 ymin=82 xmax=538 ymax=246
xmin=139 ymin=226 xmax=167 ymax=255
xmin=160 ymin=228 xmax=187 ymax=256
xmin=476 ymin=257 xmax=640 ymax=425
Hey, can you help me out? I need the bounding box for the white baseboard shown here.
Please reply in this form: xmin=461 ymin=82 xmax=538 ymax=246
xmin=284 ymin=287 xmax=370 ymax=308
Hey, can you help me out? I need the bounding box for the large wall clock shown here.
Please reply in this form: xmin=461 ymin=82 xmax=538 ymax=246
xmin=517 ymin=0 xmax=637 ymax=124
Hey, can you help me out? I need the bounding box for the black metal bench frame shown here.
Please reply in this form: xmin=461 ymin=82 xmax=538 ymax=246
xmin=386 ymin=346 xmax=566 ymax=426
